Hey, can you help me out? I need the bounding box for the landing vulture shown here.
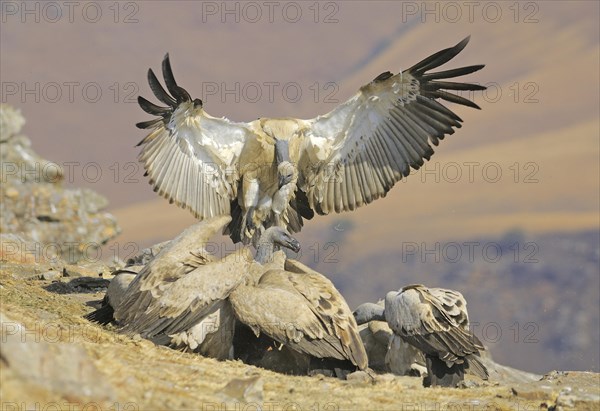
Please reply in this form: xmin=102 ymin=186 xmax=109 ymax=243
xmin=136 ymin=36 xmax=485 ymax=244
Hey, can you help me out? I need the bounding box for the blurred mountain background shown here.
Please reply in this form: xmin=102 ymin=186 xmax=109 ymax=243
xmin=1 ymin=1 xmax=598 ymax=374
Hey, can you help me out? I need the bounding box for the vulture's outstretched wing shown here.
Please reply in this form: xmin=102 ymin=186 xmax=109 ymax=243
xmin=299 ymin=36 xmax=485 ymax=214
xmin=136 ymin=54 xmax=257 ymax=220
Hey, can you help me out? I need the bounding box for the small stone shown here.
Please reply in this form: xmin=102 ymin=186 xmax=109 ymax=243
xmin=374 ymin=373 xmax=396 ymax=383
xmin=511 ymin=386 xmax=554 ymax=401
xmin=5 ymin=187 xmax=19 ymax=198
xmin=458 ymin=379 xmax=480 ymax=389
xmin=346 ymin=370 xmax=371 ymax=383
xmin=218 ymin=376 xmax=263 ymax=404
xmin=40 ymin=271 xmax=61 ymax=281
xmin=0 ymin=104 xmax=25 ymax=141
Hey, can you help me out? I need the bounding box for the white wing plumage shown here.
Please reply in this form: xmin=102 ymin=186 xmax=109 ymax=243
xmin=136 ymin=54 xmax=258 ymax=220
xmin=299 ymin=36 xmax=485 ymax=214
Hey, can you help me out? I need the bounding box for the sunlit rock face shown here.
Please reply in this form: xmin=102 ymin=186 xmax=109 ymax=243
xmin=0 ymin=104 xmax=120 ymax=264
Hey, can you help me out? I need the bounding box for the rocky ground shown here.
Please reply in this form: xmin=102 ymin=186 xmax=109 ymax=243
xmin=1 ymin=105 xmax=598 ymax=410
xmin=1 ymin=262 xmax=599 ymax=410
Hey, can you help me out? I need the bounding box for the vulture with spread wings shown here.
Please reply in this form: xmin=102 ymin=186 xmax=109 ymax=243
xmin=136 ymin=36 xmax=485 ymax=245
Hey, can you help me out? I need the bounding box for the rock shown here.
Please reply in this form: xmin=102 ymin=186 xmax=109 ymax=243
xmin=62 ymin=262 xmax=111 ymax=278
xmin=373 ymin=373 xmax=396 ymax=384
xmin=0 ymin=104 xmax=25 ymax=141
xmin=482 ymin=357 xmax=541 ymax=385
xmin=39 ymin=271 xmax=61 ymax=281
xmin=554 ymin=386 xmax=600 ymax=410
xmin=0 ymin=311 xmax=116 ymax=402
xmin=0 ymin=105 xmax=120 ymax=264
xmin=358 ymin=321 xmax=392 ymax=371
xmin=218 ymin=376 xmax=263 ymax=404
xmin=346 ymin=370 xmax=372 ymax=383
xmin=386 ymin=334 xmax=426 ymax=376
xmin=45 ymin=277 xmax=110 ymax=294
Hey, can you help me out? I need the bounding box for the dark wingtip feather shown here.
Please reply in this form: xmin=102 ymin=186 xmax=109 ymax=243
xmin=408 ymin=36 xmax=472 ymax=76
xmin=424 ymin=81 xmax=487 ymax=92
xmin=430 ymin=90 xmax=482 ymax=109
xmin=422 ymin=64 xmax=486 ymax=81
xmin=138 ymin=96 xmax=170 ymax=116
xmin=135 ymin=119 xmax=162 ymax=130
xmin=162 ymin=53 xmax=191 ymax=103
xmin=147 ymin=67 xmax=176 ymax=107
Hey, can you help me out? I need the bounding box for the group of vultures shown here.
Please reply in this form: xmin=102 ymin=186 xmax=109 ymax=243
xmin=87 ymin=37 xmax=490 ymax=387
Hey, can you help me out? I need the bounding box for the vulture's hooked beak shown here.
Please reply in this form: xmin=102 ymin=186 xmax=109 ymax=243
xmin=278 ymin=173 xmax=293 ymax=189
xmin=286 ymin=237 xmax=301 ymax=253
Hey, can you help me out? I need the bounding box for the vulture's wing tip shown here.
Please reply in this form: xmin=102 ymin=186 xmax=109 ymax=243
xmin=455 ymin=36 xmax=471 ymax=52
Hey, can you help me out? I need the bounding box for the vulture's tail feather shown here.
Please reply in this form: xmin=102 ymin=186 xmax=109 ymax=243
xmin=224 ymin=200 xmax=244 ymax=244
xmin=84 ymin=302 xmax=115 ymax=325
xmin=465 ymin=354 xmax=489 ymax=380
xmin=292 ymin=190 xmax=315 ymax=220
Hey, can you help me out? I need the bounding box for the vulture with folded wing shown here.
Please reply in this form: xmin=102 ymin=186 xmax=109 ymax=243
xmin=110 ymin=216 xmax=299 ymax=359
xmin=385 ymin=284 xmax=489 ymax=387
xmin=136 ymin=36 xmax=485 ymax=245
xmin=103 ymin=216 xmax=366 ymax=370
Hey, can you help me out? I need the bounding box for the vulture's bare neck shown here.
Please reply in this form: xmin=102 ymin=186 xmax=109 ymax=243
xmin=255 ymin=236 xmax=277 ymax=264
xmin=274 ymin=139 xmax=291 ymax=164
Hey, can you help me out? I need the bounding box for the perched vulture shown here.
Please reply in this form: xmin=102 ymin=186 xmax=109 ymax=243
xmin=385 ymin=285 xmax=488 ymax=387
xmin=136 ymin=36 xmax=486 ymax=245
xmin=110 ymin=217 xmax=296 ymax=360
xmin=354 ymin=284 xmax=488 ymax=387
xmin=230 ymin=254 xmax=368 ymax=372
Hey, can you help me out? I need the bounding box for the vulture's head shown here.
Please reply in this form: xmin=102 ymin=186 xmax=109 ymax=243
xmin=353 ymin=302 xmax=386 ymax=325
xmin=277 ymin=161 xmax=298 ymax=189
xmin=261 ymin=226 xmax=301 ymax=253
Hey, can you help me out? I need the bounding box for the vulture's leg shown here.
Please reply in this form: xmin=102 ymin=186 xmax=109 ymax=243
xmin=242 ymin=173 xmax=260 ymax=239
xmin=245 ymin=207 xmax=256 ymax=233
xmin=273 ymin=213 xmax=282 ymax=227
